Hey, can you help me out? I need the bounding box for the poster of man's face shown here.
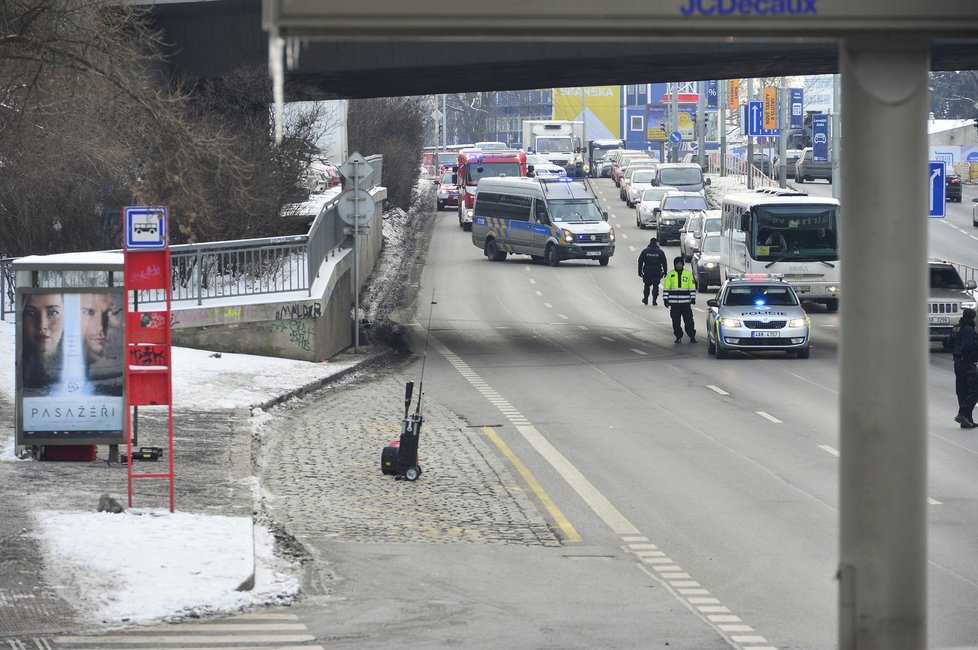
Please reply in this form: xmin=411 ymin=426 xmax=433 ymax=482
xmin=18 ymin=291 xmax=125 ymax=440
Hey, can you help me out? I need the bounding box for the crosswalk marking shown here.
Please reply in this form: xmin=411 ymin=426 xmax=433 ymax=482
xmin=53 ymin=612 xmax=321 ymax=649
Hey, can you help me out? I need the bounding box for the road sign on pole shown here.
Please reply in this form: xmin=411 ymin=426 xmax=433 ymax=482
xmin=763 ymin=87 xmax=778 ymax=130
xmin=339 ymin=151 xmax=375 ymax=190
xmin=338 ymin=151 xmax=377 ymax=354
xmin=745 ymin=102 xmax=780 ymax=137
xmin=669 ymin=131 xmax=682 ymax=144
xmin=929 ymin=161 xmax=946 ymax=218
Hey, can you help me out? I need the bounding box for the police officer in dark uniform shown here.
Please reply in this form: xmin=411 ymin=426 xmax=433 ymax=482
xmin=953 ymin=307 xmax=978 ymax=428
xmin=637 ymin=237 xmax=668 ymax=305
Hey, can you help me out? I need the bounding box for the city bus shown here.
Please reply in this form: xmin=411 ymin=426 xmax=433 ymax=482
xmin=719 ymin=189 xmax=841 ymax=311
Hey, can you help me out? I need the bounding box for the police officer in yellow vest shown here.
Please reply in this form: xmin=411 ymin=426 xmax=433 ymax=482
xmin=662 ymin=256 xmax=697 ymax=344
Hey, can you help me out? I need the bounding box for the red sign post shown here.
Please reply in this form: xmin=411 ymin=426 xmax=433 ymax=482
xmin=122 ymin=207 xmax=174 ymax=511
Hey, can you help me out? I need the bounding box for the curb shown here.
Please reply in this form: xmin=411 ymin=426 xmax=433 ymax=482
xmin=251 ymin=344 xmax=401 ymax=413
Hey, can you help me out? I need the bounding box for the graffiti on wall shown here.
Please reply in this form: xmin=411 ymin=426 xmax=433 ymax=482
xmin=272 ymin=319 xmax=312 ymax=351
xmin=172 ymin=301 xmax=322 ymax=328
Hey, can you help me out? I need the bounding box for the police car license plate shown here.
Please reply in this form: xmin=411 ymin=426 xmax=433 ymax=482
xmin=929 ymin=316 xmax=951 ymax=325
xmin=586 ymin=251 xmax=602 ymax=256
xmin=751 ymin=331 xmax=780 ymax=338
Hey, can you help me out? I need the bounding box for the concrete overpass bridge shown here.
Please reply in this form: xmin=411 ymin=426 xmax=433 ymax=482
xmin=149 ymin=0 xmax=978 ymax=100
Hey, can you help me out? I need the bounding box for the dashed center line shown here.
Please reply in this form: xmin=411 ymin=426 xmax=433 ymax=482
xmin=601 ymin=336 xmax=616 ymax=342
xmin=819 ymin=444 xmax=840 ymax=457
xmin=755 ymin=411 xmax=783 ymax=424
xmin=630 ymin=348 xmax=647 ymax=355
xmin=544 ymin=302 xmax=553 ymax=308
xmin=559 ymin=314 xmax=569 ymax=320
xmin=706 ymin=385 xmax=730 ymax=396
xmin=529 ymin=278 xmax=536 ymax=284
xmin=535 ymin=290 xmax=543 ymax=296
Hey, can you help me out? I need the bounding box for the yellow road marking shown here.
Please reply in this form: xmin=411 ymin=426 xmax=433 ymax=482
xmin=482 ymin=426 xmax=581 ymax=543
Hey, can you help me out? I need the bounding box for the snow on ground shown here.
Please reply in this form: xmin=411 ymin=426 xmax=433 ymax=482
xmin=0 ymin=315 xmax=343 ymax=621
xmin=36 ymin=510 xmax=298 ymax=625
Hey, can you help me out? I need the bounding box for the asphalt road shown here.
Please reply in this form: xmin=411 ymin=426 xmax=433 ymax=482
xmin=408 ymin=177 xmax=978 ymax=649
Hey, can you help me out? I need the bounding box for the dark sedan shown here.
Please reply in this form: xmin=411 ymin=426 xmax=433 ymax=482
xmin=692 ymin=235 xmax=721 ymax=293
xmin=946 ymin=170 xmax=962 ymax=202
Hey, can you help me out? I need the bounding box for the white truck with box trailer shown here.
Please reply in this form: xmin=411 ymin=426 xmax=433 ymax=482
xmin=521 ymin=120 xmax=585 ymax=177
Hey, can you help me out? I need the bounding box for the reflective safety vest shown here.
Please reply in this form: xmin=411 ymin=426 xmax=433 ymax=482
xmin=663 ymin=268 xmax=696 ymax=305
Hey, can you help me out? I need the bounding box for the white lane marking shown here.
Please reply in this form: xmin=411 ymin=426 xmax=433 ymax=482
xmin=524 ymin=265 xmax=531 ymax=271
xmin=707 ymin=614 xmax=742 ymax=623
xmin=536 ymin=290 xmax=543 ymax=296
xmin=559 ymin=314 xmax=569 ymax=320
xmin=819 ymin=445 xmax=840 ymax=457
xmin=698 ymin=606 xmax=731 ymax=613
xmin=601 ymin=336 xmax=616 ymax=342
xmin=706 ymin=385 xmax=730 ymax=396
xmin=578 ymin=325 xmax=589 ymax=330
xmin=630 ymin=348 xmax=648 ymax=355
xmin=54 ymin=634 xmax=318 ymax=644
xmin=544 ymin=302 xmax=553 ymax=308
xmin=427 ymin=327 xmax=771 ymax=647
xmin=928 ymin=497 xmax=943 ymax=505
xmin=622 ymin=232 xmax=629 ymax=239
xmin=756 ymin=410 xmax=783 ymax=424
xmin=629 ymin=245 xmax=637 ymax=252
xmin=529 ymin=278 xmax=536 ymax=284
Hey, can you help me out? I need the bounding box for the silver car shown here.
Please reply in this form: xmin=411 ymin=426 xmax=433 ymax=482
xmin=706 ymin=275 xmax=811 ymax=358
xmin=635 ymin=186 xmax=678 ymax=229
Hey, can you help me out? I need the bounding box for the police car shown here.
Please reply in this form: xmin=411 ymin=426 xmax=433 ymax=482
xmin=706 ymin=274 xmax=811 ymax=359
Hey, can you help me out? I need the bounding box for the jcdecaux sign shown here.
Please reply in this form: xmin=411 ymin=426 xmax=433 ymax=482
xmin=680 ymin=0 xmax=816 ymax=16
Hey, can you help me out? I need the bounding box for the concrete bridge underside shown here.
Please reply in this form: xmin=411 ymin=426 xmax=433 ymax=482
xmin=150 ymin=0 xmax=978 ymax=100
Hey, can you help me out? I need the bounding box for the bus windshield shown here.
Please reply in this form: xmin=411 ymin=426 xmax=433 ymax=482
xmin=548 ymin=199 xmax=604 ymax=223
xmin=465 ymin=162 xmax=522 ymax=184
xmin=751 ymin=205 xmax=839 ymax=262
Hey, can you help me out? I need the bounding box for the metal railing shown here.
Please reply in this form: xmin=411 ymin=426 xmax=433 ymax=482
xmin=708 ymin=152 xmax=780 ymax=189
xmin=2 ymin=153 xmax=384 ymax=311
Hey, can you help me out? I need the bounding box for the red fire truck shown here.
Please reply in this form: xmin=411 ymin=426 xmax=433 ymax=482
xmin=456 ymin=149 xmax=527 ymax=231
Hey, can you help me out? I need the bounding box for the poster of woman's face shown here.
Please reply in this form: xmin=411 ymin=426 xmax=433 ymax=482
xmin=18 ymin=291 xmax=125 ymax=440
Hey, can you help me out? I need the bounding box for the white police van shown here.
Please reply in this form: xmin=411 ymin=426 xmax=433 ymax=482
xmin=470 ymin=177 xmax=615 ymax=266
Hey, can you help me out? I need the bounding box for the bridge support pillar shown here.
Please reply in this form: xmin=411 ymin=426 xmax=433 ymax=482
xmin=838 ymin=37 xmax=929 ymax=650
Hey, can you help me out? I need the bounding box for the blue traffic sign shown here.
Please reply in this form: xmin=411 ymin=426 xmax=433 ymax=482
xmin=706 ymin=80 xmax=718 ymax=109
xmin=790 ymin=88 xmax=804 ymax=129
xmin=669 ymin=131 xmax=682 ymax=144
xmin=125 ymin=207 xmax=168 ymax=250
xmin=929 ymin=161 xmax=946 ymax=218
xmin=812 ymin=114 xmax=829 ymax=162
xmin=745 ymin=101 xmax=779 ymax=137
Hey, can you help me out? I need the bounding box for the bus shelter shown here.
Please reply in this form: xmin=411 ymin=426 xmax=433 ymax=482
xmin=13 ymin=253 xmax=126 ymax=459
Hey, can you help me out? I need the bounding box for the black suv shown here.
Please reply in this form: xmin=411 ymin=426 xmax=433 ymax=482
xmin=929 ymin=260 xmax=977 ymax=348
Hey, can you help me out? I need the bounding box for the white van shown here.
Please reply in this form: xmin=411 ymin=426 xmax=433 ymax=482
xmin=471 ymin=177 xmax=615 ymax=266
xmin=654 ymin=163 xmax=710 ymax=194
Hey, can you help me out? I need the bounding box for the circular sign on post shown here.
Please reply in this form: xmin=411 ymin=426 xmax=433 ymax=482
xmin=337 ymin=189 xmax=375 ymax=226
xmin=669 ymin=131 xmax=682 ymax=144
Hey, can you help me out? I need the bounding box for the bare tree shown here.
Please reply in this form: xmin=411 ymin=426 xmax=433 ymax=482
xmin=0 ymin=1 xmax=325 ymax=256
xmin=348 ymin=96 xmax=428 ymax=210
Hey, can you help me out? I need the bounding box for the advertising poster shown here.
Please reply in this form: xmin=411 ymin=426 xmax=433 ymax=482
xmin=18 ymin=290 xmax=125 ymax=443
xmin=790 ymin=88 xmax=804 ymax=129
xmin=707 ymin=80 xmax=718 ymax=109
xmin=552 ymin=86 xmax=621 ymax=140
xmin=812 ymin=114 xmax=830 ymax=162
